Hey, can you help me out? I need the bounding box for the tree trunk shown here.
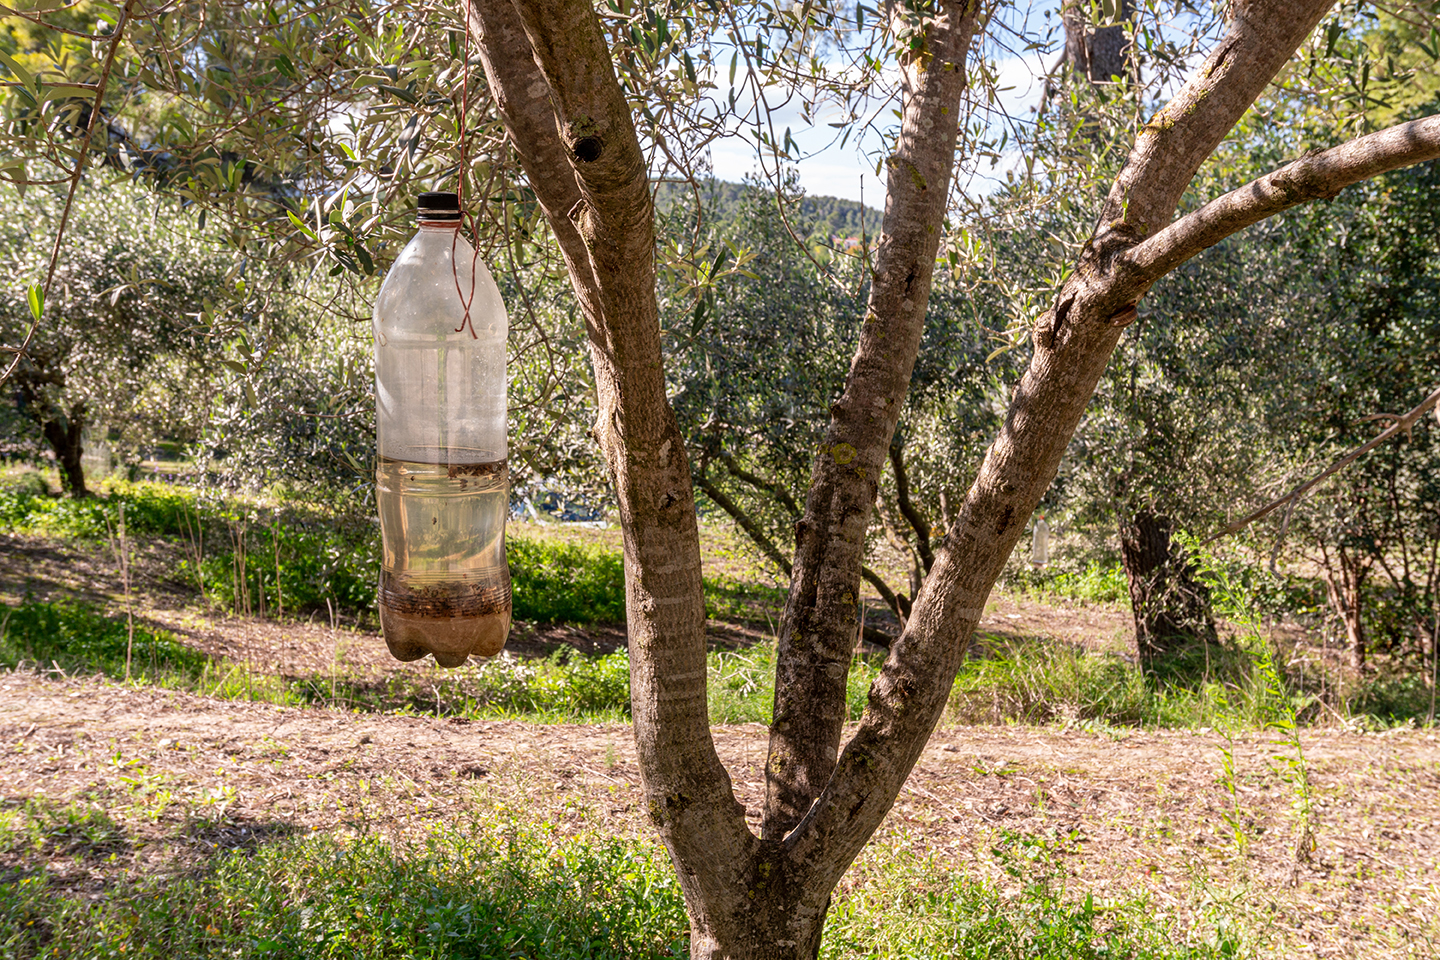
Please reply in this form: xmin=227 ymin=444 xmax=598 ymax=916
xmin=1322 ymin=546 xmax=1369 ymax=673
xmin=41 ymin=401 xmax=88 ymax=498
xmin=464 ymin=0 xmax=1418 ymax=955
xmin=1118 ymin=509 xmax=1215 ymax=665
xmin=1062 ymin=0 xmax=1134 ymax=84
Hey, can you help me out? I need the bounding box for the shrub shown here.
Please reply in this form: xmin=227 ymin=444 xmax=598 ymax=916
xmin=508 ymin=535 xmax=628 ymax=624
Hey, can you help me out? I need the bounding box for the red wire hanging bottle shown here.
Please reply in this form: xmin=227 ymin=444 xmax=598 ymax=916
xmin=373 ymin=191 xmax=510 ymax=666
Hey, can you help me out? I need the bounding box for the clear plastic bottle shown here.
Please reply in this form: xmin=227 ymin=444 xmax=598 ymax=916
xmin=373 ymin=191 xmax=510 ymax=667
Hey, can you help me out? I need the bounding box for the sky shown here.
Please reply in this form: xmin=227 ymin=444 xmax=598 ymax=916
xmin=704 ymin=32 xmax=1055 ymax=206
xmin=701 ymin=3 xmax=1214 ymax=208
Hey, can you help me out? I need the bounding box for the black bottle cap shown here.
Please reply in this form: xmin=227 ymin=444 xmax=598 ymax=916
xmin=417 ymin=191 xmax=462 ymax=221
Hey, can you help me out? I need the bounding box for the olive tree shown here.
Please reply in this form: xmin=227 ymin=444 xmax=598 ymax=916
xmin=0 ymin=181 xmax=237 ymax=494
xmin=466 ymin=0 xmax=1440 ymax=954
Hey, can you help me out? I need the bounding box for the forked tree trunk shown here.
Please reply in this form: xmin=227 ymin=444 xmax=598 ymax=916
xmin=467 ymin=0 xmax=1440 ymax=953
xmin=1118 ymin=510 xmax=1215 ymax=665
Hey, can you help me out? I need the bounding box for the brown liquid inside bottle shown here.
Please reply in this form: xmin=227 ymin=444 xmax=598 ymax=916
xmin=376 ymin=457 xmax=510 ymax=666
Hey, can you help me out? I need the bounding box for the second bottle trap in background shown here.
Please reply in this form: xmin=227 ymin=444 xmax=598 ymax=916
xmin=373 ymin=191 xmax=511 ymax=667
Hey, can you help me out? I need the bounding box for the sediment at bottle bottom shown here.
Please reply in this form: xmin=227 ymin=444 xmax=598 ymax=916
xmin=378 ymin=569 xmax=511 ymax=667
xmin=380 ymin=605 xmax=511 ymax=666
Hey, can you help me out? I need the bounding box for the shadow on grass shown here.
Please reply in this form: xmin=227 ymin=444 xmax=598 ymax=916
xmin=0 ymin=809 xmax=689 ymax=960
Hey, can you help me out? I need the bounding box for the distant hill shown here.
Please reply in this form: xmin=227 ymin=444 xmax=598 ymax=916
xmin=655 ymin=179 xmax=882 ymax=240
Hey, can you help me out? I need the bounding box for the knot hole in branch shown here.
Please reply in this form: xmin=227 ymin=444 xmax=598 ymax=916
xmin=572 ymin=136 xmax=603 ymax=163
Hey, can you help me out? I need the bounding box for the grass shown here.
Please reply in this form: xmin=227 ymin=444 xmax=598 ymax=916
xmin=4 ymin=593 xmax=1430 ymax=729
xmin=3 ymin=470 xmax=1430 ymax=729
xmin=949 ymin=634 xmax=1342 ymax=730
xmin=0 ymin=800 xmax=1250 ymax=960
xmin=0 ymin=476 xmax=782 ymax=630
xmin=1007 ymin=561 xmax=1130 ymax=606
xmin=0 ymin=803 xmax=688 ymax=959
xmin=707 ymin=642 xmax=881 ymax=724
xmin=0 ymin=598 xmax=879 ymax=724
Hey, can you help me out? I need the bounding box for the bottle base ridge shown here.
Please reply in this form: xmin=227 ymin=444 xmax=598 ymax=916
xmin=380 ymin=604 xmax=511 ymax=666
xmin=378 ymin=567 xmax=512 ymax=666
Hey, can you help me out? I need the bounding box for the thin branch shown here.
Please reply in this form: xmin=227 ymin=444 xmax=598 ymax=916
xmin=720 ymin=452 xmax=802 ymax=519
xmin=696 ymin=471 xmax=793 ymax=577
xmin=888 ymin=437 xmax=934 ymax=572
xmin=1204 ymin=382 xmax=1440 ymax=545
xmin=0 ymin=0 xmax=137 ymax=388
xmin=861 ymin=565 xmax=908 ymax=623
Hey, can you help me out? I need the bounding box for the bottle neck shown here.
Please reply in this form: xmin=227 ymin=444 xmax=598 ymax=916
xmin=417 ymin=218 xmax=461 ymax=231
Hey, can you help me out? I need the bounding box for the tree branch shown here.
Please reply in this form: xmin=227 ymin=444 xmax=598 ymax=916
xmin=720 ymin=452 xmax=802 ymax=519
xmin=888 ymin=435 xmax=934 ymax=573
xmin=1203 ymin=382 xmax=1440 ymax=545
xmin=763 ymin=0 xmax=982 ymax=843
xmin=1097 ymin=0 xmax=1336 ymax=243
xmin=1124 ymin=115 xmax=1440 ymax=282
xmin=861 ymin=565 xmax=908 ymax=625
xmin=697 ymin=470 xmax=793 ymax=577
xmin=782 ymin=0 xmax=1349 ymax=898
xmin=470 ymin=0 xmax=751 ymax=931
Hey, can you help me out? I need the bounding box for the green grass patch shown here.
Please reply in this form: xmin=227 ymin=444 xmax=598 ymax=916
xmin=707 ymin=642 xmax=880 ymax=724
xmin=0 ymin=803 xmax=1250 ymax=959
xmin=0 ymin=810 xmax=688 ymax=959
xmin=509 ymin=536 xmax=628 ymax=624
xmin=0 ymin=599 xmax=209 ymax=683
xmin=0 ymin=479 xmax=201 ymax=541
xmin=824 ymin=831 xmax=1249 ymax=958
xmin=1008 ymin=561 xmax=1130 ymax=605
xmin=947 ymin=634 xmax=1413 ymax=730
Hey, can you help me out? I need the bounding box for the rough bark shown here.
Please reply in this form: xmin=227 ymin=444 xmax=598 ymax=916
xmin=470 ymin=3 xmax=756 ymax=955
xmin=1124 ymin=115 xmax=1440 ymax=283
xmin=762 ymin=0 xmax=982 ymax=842
xmin=1062 ymin=0 xmax=1133 ymax=84
xmin=463 ymin=0 xmax=1440 ymax=956
xmin=1118 ymin=509 xmax=1216 ymax=665
xmin=774 ymin=0 xmax=1341 ymax=908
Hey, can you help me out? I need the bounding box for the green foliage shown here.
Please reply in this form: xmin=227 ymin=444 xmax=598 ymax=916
xmin=1009 ymin=562 xmax=1130 ymax=606
xmin=707 ymin=643 xmax=879 ymax=724
xmin=508 ymin=536 xmax=628 ymax=625
xmin=0 ymin=599 xmax=209 ymax=682
xmin=456 ymin=651 xmax=633 ymax=721
xmin=823 ymin=839 xmax=1246 ymax=959
xmin=0 ymin=812 xmax=689 ymax=959
xmin=0 ymin=467 xmax=50 ymax=497
xmin=192 ymin=513 xmax=379 ymax=617
xmin=655 ymin=179 xmax=881 ymax=245
xmin=0 ymin=801 xmax=1249 ymax=960
xmin=0 ymin=182 xmax=240 ymax=482
xmin=0 ymin=479 xmax=198 ymax=540
xmin=949 ymin=635 xmax=1332 ymax=731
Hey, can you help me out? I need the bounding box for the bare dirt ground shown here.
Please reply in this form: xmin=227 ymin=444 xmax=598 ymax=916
xmin=2 ymin=672 xmax=1437 ymax=959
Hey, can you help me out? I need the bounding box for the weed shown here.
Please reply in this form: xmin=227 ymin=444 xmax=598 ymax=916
xmin=508 ymin=536 xmax=627 ymax=624
xmin=824 ymin=834 xmax=1250 ymax=958
xmin=707 ymin=643 xmax=880 ymax=724
xmin=1009 ymin=561 xmax=1130 ymax=605
xmin=1187 ymin=537 xmax=1317 ymax=863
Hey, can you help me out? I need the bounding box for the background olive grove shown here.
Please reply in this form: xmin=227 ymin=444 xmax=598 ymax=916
xmin=2 ymin=0 xmax=1439 ymax=679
